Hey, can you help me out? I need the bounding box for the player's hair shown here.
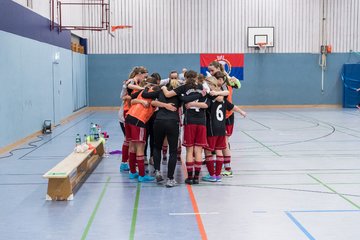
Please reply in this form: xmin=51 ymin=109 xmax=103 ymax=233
xmin=197 ymin=74 xmax=205 ymax=84
xmin=209 ymin=61 xmax=224 ymax=72
xmin=145 ymin=77 xmax=157 ymax=85
xmin=167 ymin=79 xmax=180 ymax=90
xmin=206 ymin=76 xmax=218 ymax=87
xmin=129 ymin=66 xmax=148 ymax=78
xmin=145 ymin=77 xmax=160 ymax=91
xmin=183 ymin=70 xmax=197 ymax=89
xmin=206 ymin=76 xmax=220 ymax=90
xmin=168 ymin=70 xmax=178 ymax=79
xmin=213 ymin=71 xmax=226 ymax=80
xmin=151 ymin=72 xmax=161 ymax=81
xmin=184 ymin=70 xmax=197 ymax=79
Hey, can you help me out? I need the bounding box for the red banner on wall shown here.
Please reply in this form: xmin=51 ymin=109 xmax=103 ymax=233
xmin=200 ymin=53 xmax=244 ymax=80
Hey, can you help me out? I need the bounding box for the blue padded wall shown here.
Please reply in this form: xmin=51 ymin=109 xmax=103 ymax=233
xmin=342 ymin=64 xmax=360 ymax=108
xmin=88 ymin=54 xmax=199 ymax=106
xmin=88 ymin=53 xmax=348 ymax=106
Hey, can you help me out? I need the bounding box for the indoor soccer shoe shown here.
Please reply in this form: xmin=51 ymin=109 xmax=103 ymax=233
xmin=120 ymin=162 xmax=130 ymax=172
xmin=216 ymin=175 xmax=222 ymax=182
xmin=138 ymin=175 xmax=155 ymax=182
xmin=129 ymin=172 xmax=139 ymax=179
xmin=165 ymin=178 xmax=177 ymax=188
xmin=202 ymin=174 xmax=217 ymax=182
xmin=221 ymin=170 xmax=233 ymax=177
xmin=155 ymin=170 xmax=164 ymax=182
xmin=184 ymin=178 xmax=193 ymax=185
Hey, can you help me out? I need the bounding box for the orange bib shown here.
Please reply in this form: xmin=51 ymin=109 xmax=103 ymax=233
xmin=225 ymin=86 xmax=234 ymax=119
xmin=127 ymin=90 xmax=155 ymax=124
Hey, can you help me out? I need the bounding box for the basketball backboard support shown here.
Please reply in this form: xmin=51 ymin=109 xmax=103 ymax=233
xmin=247 ymin=27 xmax=274 ymax=48
xmin=50 ymin=0 xmax=111 ymax=32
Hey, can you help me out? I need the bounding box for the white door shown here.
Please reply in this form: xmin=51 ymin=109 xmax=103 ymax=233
xmin=52 ymin=63 xmax=61 ymax=126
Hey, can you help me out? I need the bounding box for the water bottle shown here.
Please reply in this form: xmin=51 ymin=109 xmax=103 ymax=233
xmin=89 ymin=123 xmax=94 ymax=141
xmin=94 ymin=124 xmax=99 ymax=141
xmin=75 ymin=134 xmax=81 ymax=146
xmin=84 ymin=134 xmax=88 ymax=144
xmin=97 ymin=125 xmax=102 ymax=137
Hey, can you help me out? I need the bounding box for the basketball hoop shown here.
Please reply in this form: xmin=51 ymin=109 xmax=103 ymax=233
xmin=256 ymin=42 xmax=267 ymax=53
xmin=111 ymin=25 xmax=133 ymax=32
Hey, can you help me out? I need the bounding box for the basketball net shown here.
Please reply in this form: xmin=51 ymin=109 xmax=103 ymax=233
xmin=257 ymin=42 xmax=267 ymax=53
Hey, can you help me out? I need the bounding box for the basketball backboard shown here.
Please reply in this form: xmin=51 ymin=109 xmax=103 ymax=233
xmin=247 ymin=27 xmax=274 ymax=48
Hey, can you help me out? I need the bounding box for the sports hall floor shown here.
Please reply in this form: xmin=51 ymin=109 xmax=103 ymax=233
xmin=0 ymin=108 xmax=359 ymax=240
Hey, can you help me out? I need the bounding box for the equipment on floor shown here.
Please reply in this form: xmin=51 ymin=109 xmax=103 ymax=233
xmin=42 ymin=120 xmax=52 ymax=134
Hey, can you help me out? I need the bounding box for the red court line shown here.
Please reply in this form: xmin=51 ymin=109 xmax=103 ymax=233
xmin=182 ymin=163 xmax=208 ymax=240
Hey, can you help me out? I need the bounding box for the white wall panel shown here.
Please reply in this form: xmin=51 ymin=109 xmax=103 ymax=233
xmin=12 ymin=0 xmax=87 ymax=37
xmin=325 ymin=0 xmax=360 ymax=52
xmin=82 ymin=0 xmax=360 ymax=54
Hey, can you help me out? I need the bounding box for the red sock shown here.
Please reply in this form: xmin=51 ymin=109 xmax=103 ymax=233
xmin=194 ymin=162 xmax=202 ymax=179
xmin=186 ymin=161 xmax=194 ymax=179
xmin=205 ymin=155 xmax=215 ymax=176
xmin=136 ymin=155 xmax=145 ymax=177
xmin=129 ymin=152 xmax=137 ymax=173
xmin=224 ymin=155 xmax=231 ymax=171
xmin=122 ymin=141 xmax=129 ymax=163
xmin=215 ymin=155 xmax=224 ymax=176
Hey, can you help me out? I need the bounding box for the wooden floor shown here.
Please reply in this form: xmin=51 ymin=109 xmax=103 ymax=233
xmin=0 ymin=108 xmax=359 ymax=240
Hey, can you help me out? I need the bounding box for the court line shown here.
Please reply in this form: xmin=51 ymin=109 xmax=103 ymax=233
xmin=2 ymin=180 xmax=360 ymax=193
xmin=290 ymin=209 xmax=360 ymax=213
xmin=129 ymin=182 xmax=141 ymax=240
xmin=247 ymin=116 xmax=320 ymax=131
xmin=286 ymin=209 xmax=360 ymax=240
xmin=333 ymin=128 xmax=360 ymax=138
xmin=343 ymin=111 xmax=360 ymax=117
xmin=308 ymin=174 xmax=360 ymax=209
xmin=186 ymin=185 xmax=208 ymax=240
xmin=6 ymin=168 xmax=360 ymax=177
xmin=323 ymin=121 xmax=360 ymax=133
xmin=198 ymin=183 xmax=360 ymax=198
xmin=240 ymin=130 xmax=281 ymax=156
xmin=247 ymin=117 xmax=271 ymax=129
xmin=169 ymin=212 xmax=219 ymax=216
xmin=275 ymin=112 xmax=336 ymax=144
xmin=81 ymin=176 xmax=111 ymax=240
xmin=181 ymin=163 xmax=208 ymax=240
xmin=285 ymin=211 xmax=316 ymax=240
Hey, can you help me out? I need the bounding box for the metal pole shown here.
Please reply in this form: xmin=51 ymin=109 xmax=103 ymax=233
xmin=321 ymin=0 xmax=326 ymax=93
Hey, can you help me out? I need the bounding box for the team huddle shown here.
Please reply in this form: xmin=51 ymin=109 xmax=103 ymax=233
xmin=118 ymin=61 xmax=247 ymax=187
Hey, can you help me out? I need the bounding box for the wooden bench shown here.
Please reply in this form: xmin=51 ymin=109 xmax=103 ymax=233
xmin=43 ymin=140 xmax=105 ymax=201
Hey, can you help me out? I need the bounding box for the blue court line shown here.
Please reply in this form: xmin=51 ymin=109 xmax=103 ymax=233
xmin=285 ymin=211 xmax=316 ymax=240
xmin=285 ymin=210 xmax=360 ymax=240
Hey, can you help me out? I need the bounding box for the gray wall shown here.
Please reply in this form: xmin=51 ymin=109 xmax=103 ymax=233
xmin=88 ymin=53 xmax=350 ymax=106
